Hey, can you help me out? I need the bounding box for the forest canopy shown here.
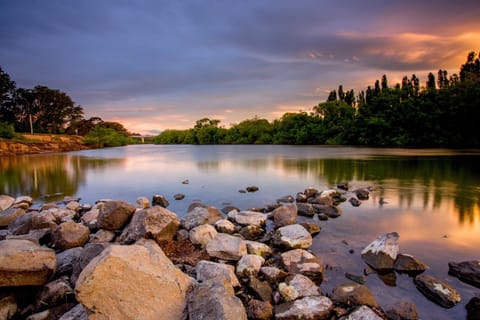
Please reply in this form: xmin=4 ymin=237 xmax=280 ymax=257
xmin=154 ymin=51 xmax=480 ymax=147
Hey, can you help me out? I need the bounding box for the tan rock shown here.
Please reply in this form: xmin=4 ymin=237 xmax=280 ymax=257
xmin=0 ymin=239 xmax=56 ymax=287
xmin=75 ymin=240 xmax=193 ymax=320
xmin=52 ymin=221 xmax=90 ymax=250
xmin=97 ymin=200 xmax=136 ymax=230
xmin=0 ymin=207 xmax=25 ymax=227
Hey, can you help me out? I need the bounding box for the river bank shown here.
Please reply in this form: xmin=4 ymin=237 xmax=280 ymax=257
xmin=0 ymin=134 xmax=88 ymax=156
xmin=0 ymin=184 xmax=479 ymax=319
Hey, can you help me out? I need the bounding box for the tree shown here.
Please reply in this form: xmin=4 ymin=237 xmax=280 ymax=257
xmin=381 ymin=75 xmax=388 ymax=91
xmin=0 ymin=67 xmax=17 ymax=124
xmin=327 ymin=90 xmax=337 ymax=101
xmin=338 ymin=85 xmax=345 ymax=101
xmin=426 ymin=72 xmax=436 ymax=91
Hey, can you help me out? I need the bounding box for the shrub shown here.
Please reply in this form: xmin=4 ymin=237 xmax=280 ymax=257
xmin=84 ymin=127 xmax=133 ymax=148
xmin=0 ymin=122 xmax=15 ymax=139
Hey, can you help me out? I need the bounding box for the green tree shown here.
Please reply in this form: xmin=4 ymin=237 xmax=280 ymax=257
xmin=0 ymin=67 xmax=17 ymax=124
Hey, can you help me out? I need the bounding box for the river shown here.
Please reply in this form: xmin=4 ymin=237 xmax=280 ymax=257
xmin=1 ymin=144 xmax=479 ymax=319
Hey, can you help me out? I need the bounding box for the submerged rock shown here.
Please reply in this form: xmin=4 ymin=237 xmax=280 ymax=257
xmin=414 ymin=274 xmax=461 ymax=308
xmin=349 ymin=198 xmax=361 ymax=207
xmin=361 ymin=232 xmax=399 ymax=271
xmin=448 ymin=260 xmax=480 ymax=288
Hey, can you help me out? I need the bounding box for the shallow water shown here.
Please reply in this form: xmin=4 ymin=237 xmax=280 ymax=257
xmin=1 ymin=144 xmax=479 ymax=319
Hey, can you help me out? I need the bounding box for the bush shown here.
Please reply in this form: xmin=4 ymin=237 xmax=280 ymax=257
xmin=0 ymin=122 xmax=15 ymax=139
xmin=84 ymin=127 xmax=134 ymax=148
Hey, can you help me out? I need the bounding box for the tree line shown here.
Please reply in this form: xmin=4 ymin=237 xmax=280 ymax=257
xmin=0 ymin=68 xmax=134 ymax=147
xmin=154 ymin=51 xmax=480 ymax=147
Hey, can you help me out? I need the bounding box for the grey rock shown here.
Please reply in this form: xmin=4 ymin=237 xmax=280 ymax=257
xmin=35 ymin=276 xmax=74 ymax=311
xmin=236 ymin=254 xmax=265 ymax=277
xmin=414 ymin=273 xmax=461 ymax=308
xmin=182 ymin=205 xmax=223 ymax=230
xmin=56 ymin=247 xmax=83 ymax=276
xmin=275 ymin=296 xmax=333 ymax=320
xmin=361 ymin=232 xmax=399 ymax=271
xmin=71 ymin=243 xmax=110 ymax=285
xmin=297 ymin=203 xmax=315 ymax=217
xmin=281 ymin=249 xmax=324 ymax=283
xmin=58 ymin=304 xmax=87 ymax=320
xmin=206 ymin=233 xmax=247 ymax=261
xmin=232 ymin=211 xmax=267 ymax=227
xmin=340 ymin=306 xmax=383 ymax=320
xmin=214 ymin=219 xmax=236 ymax=234
xmin=196 ymin=260 xmax=239 ymax=287
xmin=8 ymin=211 xmax=57 ymax=235
xmin=277 ymin=195 xmax=295 ymax=203
xmin=188 ymin=277 xmax=247 ymax=320
xmin=273 ymin=224 xmax=312 ymax=249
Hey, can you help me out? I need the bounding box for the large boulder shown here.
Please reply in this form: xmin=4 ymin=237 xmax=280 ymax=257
xmin=0 ymin=195 xmax=15 ymax=211
xmin=71 ymin=243 xmax=110 ymax=285
xmin=8 ymin=211 xmax=57 ymax=235
xmin=272 ymin=205 xmax=297 ymax=228
xmin=187 ymin=277 xmax=247 ymax=320
xmin=118 ymin=206 xmax=180 ymax=244
xmin=275 ymin=296 xmax=333 ymax=320
xmin=182 ymin=206 xmax=223 ymax=230
xmin=206 ymin=233 xmax=247 ymax=261
xmin=75 ymin=240 xmax=194 ymax=320
xmin=96 ymin=200 xmax=136 ymax=230
xmin=414 ymin=274 xmax=461 ymax=308
xmin=0 ymin=207 xmax=25 ymax=227
xmin=361 ymin=232 xmax=399 ymax=270
xmin=0 ymin=239 xmax=56 ymax=287
xmin=281 ymin=249 xmax=324 ymax=283
xmin=52 ymin=221 xmax=90 ymax=250
xmin=331 ymin=283 xmax=379 ymax=308
xmin=273 ymin=224 xmax=313 ymax=249
xmin=196 ymin=260 xmax=240 ymax=287
xmin=448 ymin=260 xmax=480 ymax=288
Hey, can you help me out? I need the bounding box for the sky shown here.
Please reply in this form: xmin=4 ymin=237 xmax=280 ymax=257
xmin=1 ymin=1 xmax=479 ymax=135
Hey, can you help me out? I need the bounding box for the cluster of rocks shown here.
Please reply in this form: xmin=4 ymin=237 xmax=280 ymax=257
xmin=0 ymin=184 xmax=479 ymax=320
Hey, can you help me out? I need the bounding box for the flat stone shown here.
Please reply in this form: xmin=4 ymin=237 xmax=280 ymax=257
xmin=281 ymin=249 xmax=324 ymax=283
xmin=275 ymin=296 xmax=333 ymax=320
xmin=414 ymin=274 xmax=461 ymax=308
xmin=361 ymin=232 xmax=399 ymax=270
xmin=448 ymin=260 xmax=480 ymax=288
xmin=232 ymin=211 xmax=267 ymax=227
xmin=0 ymin=239 xmax=56 ymax=287
xmin=196 ymin=260 xmax=239 ymax=287
xmin=206 ymin=233 xmax=247 ymax=261
xmin=332 ymin=283 xmax=379 ymax=308
xmin=273 ymin=224 xmax=313 ymax=249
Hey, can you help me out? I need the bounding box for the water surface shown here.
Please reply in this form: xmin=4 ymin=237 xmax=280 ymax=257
xmin=1 ymin=145 xmax=479 ymax=319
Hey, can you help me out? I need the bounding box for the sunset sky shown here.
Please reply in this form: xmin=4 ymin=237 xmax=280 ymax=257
xmin=1 ymin=0 xmax=479 ymax=134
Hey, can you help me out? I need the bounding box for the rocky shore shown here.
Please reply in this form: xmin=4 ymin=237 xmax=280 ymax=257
xmin=0 ymin=134 xmax=88 ymax=156
xmin=0 ymin=184 xmax=479 ymax=319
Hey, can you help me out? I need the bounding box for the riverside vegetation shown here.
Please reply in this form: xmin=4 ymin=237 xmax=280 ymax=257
xmin=1 ymin=182 xmax=479 ymax=319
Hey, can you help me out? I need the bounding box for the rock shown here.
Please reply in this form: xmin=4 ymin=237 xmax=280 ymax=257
xmin=355 ymin=189 xmax=369 ymax=200
xmin=239 ymin=225 xmax=264 ymax=240
xmin=414 ymin=274 xmax=461 ymax=308
xmin=296 ymin=192 xmax=308 ymax=203
xmin=304 ymin=187 xmax=319 ymax=198
xmin=215 ymin=219 xmax=236 ymax=234
xmin=281 ymin=249 xmax=324 ymax=283
xmin=97 ymin=200 xmax=136 ymax=230
xmin=14 ymin=195 xmax=33 ymax=206
xmin=312 ymin=204 xmax=341 ymax=218
xmin=188 ymin=277 xmax=247 ymax=320
xmin=26 ymin=303 xmax=77 ymax=320
xmin=65 ymin=201 xmax=80 ymax=212
xmin=8 ymin=211 xmax=57 ymax=235
xmin=466 ymin=295 xmax=480 ymax=320
xmin=6 ymin=228 xmax=51 ymax=245
xmin=196 ymin=260 xmax=240 ymax=287
xmin=88 ymin=229 xmax=115 ymax=243
xmin=300 ymin=223 xmax=321 ymax=236
xmin=448 ymin=260 xmax=480 ymax=288
xmin=75 ymin=240 xmax=194 ymax=320
xmin=71 ymin=243 xmax=110 ymax=285
xmin=48 ymin=208 xmax=76 ymax=223
xmin=297 ymin=203 xmax=315 ymax=217
xmin=278 ymin=282 xmax=300 ymax=302
xmin=311 ymin=195 xmax=333 ymax=206
xmin=277 ymin=195 xmax=295 ymax=203
xmin=337 ymin=182 xmax=349 ymax=191
xmin=232 ymin=211 xmax=267 ymax=227
xmin=0 ymin=195 xmax=15 ymax=211
xmin=394 ymin=253 xmax=429 ymax=274
xmin=361 ymin=232 xmax=399 ymax=270
xmin=35 ymin=276 xmax=74 ymax=311
xmin=245 ymin=240 xmax=272 ymax=258
xmin=56 ymin=247 xmax=83 ymax=276
xmin=221 ymin=206 xmax=239 ymax=214
xmin=260 ymin=266 xmax=288 ymax=284
xmin=345 ymin=272 xmax=366 ymax=285
xmin=0 ymin=239 xmax=56 ymax=286
xmin=385 ymin=301 xmax=419 ymax=320
xmin=236 ymin=254 xmax=265 ymax=277
xmin=0 ymin=207 xmax=25 ymax=227
xmin=136 ymin=196 xmax=150 ymax=209
xmin=206 ymin=233 xmax=247 ymax=261
xmin=246 ymin=186 xmax=259 ymax=192
xmin=182 ymin=206 xmax=223 ymax=230
xmin=272 ymin=205 xmax=297 ymax=228
xmin=247 ymin=299 xmax=273 ymax=320
xmin=284 ymin=274 xmax=320 ymax=299
xmin=58 ymin=304 xmax=87 ymax=320
xmin=174 ymin=194 xmax=185 ymax=200
xmin=249 ymin=277 xmax=273 ymax=302
xmin=273 ymin=224 xmax=313 ymax=250
xmin=79 ymin=205 xmax=100 ymax=230
xmin=152 ymin=194 xmax=170 ymax=208
xmin=317 ymin=213 xmax=329 ymax=221
xmin=331 ymin=283 xmax=379 ymax=308
xmin=118 ymin=206 xmax=180 ymax=244
xmin=0 ymin=293 xmax=17 ymax=320
xmin=189 ymin=224 xmax=218 ymax=246
xmin=339 ymin=306 xmax=383 ymax=320
xmin=349 ymin=198 xmax=361 ymax=207
xmin=275 ymin=296 xmax=333 ymax=320
xmin=52 ymin=221 xmax=90 ymax=250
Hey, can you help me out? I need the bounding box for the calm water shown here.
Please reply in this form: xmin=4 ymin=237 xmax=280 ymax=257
xmin=1 ymin=145 xmax=480 ymax=319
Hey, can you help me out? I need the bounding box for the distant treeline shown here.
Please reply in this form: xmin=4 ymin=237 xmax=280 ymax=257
xmin=154 ymin=51 xmax=480 ymax=147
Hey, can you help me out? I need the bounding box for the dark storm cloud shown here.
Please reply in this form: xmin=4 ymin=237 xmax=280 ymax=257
xmin=1 ymin=0 xmax=479 ymax=132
